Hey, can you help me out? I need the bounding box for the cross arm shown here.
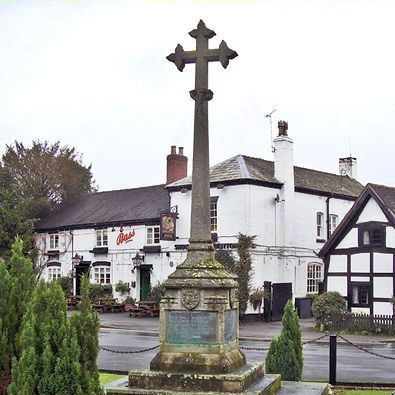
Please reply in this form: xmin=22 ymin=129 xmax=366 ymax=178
xmin=167 ymin=40 xmax=238 ymax=72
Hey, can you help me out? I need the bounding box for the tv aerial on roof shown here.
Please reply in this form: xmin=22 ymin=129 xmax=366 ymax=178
xmin=265 ymin=109 xmax=276 ymax=153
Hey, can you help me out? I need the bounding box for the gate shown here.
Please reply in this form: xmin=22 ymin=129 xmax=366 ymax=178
xmin=270 ymin=282 xmax=292 ymax=321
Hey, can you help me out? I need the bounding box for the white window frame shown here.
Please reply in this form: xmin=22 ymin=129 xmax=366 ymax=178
xmin=96 ymin=229 xmax=108 ymax=247
xmin=307 ymin=263 xmax=322 ymax=294
xmin=316 ymin=212 xmax=324 ymax=238
xmin=146 ymin=226 xmax=160 ymax=245
xmin=49 ymin=234 xmax=59 ymax=250
xmin=93 ymin=266 xmax=111 ymax=284
xmin=329 ymin=214 xmax=338 ymax=237
xmin=48 ymin=266 xmax=61 ymax=282
xmin=210 ymin=200 xmax=218 ymax=233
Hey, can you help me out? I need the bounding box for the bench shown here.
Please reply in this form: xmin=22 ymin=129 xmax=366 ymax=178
xmin=147 ymin=308 xmax=160 ymax=317
xmin=111 ymin=304 xmax=125 ymax=313
xmin=92 ymin=304 xmax=105 ymax=314
xmin=129 ymin=307 xmax=146 ymax=318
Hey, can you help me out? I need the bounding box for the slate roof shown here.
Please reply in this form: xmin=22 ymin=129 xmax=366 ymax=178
xmin=318 ymin=183 xmax=395 ymax=257
xmin=36 ymin=184 xmax=170 ymax=231
xmin=167 ymin=154 xmax=364 ymax=198
xmin=369 ymin=183 xmax=395 ymax=219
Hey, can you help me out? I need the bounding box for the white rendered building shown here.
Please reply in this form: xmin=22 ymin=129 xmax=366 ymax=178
xmin=35 ymin=121 xmax=363 ymax=316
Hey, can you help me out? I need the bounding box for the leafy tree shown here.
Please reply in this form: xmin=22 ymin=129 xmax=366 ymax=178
xmin=0 ymin=238 xmax=35 ymax=393
xmin=71 ymin=276 xmax=104 ymax=394
xmin=9 ymin=281 xmax=82 ymax=395
xmin=2 ymin=140 xmax=96 ymax=219
xmin=312 ymin=291 xmax=348 ymax=330
xmin=266 ymin=300 xmax=303 ymax=381
xmin=0 ymin=168 xmax=35 ymax=258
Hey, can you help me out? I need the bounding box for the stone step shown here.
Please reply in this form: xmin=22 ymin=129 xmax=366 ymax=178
xmin=104 ymin=375 xmax=328 ymax=395
xmin=276 ymin=381 xmax=330 ymax=395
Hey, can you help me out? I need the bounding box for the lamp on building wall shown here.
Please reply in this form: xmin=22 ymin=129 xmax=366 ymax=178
xmin=180 ymin=187 xmax=188 ymax=193
xmin=132 ymin=253 xmax=144 ymax=268
xmin=216 ymin=183 xmax=225 ymax=190
xmin=72 ymin=253 xmax=83 ymax=265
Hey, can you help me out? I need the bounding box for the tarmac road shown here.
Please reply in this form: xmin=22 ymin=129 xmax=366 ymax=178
xmin=98 ymin=327 xmax=395 ymax=384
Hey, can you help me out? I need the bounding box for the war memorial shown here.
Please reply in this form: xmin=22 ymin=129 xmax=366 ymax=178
xmin=106 ymin=21 xmax=329 ymax=395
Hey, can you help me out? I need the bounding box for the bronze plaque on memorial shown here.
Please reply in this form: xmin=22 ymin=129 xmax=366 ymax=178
xmin=166 ymin=311 xmax=217 ymax=344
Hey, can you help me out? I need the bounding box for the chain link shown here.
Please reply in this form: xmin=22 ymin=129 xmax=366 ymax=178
xmin=302 ymin=334 xmax=328 ymax=345
xmin=100 ymin=345 xmax=159 ymax=354
xmin=239 ymin=334 xmax=328 ymax=351
xmin=99 ymin=333 xmax=395 ymax=361
xmin=336 ymin=334 xmax=395 ymax=361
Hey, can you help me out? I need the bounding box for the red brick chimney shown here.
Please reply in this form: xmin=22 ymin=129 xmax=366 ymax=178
xmin=166 ymin=146 xmax=188 ymax=184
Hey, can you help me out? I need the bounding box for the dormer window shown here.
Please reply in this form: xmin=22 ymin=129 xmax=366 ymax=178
xmin=49 ymin=234 xmax=59 ymax=250
xmin=96 ymin=229 xmax=108 ymax=247
xmin=358 ymin=224 xmax=385 ymax=247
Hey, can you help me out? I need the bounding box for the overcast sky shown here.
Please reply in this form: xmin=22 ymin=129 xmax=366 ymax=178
xmin=1 ymin=0 xmax=394 ymax=192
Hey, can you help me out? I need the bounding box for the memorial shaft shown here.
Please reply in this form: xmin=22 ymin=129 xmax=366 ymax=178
xmin=148 ymin=20 xmax=244 ymax=376
xmin=190 ymin=31 xmax=211 ymax=245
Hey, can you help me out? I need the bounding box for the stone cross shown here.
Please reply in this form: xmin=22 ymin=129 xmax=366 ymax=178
xmin=167 ymin=20 xmax=237 ymax=255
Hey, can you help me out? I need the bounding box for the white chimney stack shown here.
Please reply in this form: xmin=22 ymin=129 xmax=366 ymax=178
xmin=273 ymin=120 xmax=295 ymax=248
xmin=339 ymin=157 xmax=357 ymax=179
xmin=274 ymin=120 xmax=294 ymax=191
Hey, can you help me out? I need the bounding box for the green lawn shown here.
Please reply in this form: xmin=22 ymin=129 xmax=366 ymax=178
xmin=337 ymin=390 xmax=392 ymax=395
xmin=99 ymin=373 xmax=126 ymax=386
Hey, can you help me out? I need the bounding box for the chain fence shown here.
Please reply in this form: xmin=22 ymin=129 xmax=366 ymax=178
xmin=99 ymin=333 xmax=395 ymax=361
xmin=99 ymin=345 xmax=158 ymax=354
xmin=336 ymin=334 xmax=395 ymax=361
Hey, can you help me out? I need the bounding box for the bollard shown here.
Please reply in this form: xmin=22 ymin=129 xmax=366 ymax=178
xmin=329 ymin=334 xmax=337 ymax=385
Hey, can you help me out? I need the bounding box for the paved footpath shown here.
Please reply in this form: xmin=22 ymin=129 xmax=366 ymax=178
xmin=99 ymin=313 xmax=394 ymax=345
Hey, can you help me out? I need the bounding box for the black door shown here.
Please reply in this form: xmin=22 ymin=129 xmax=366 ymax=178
xmin=140 ymin=268 xmax=151 ymax=301
xmin=271 ymin=282 xmax=292 ymax=321
xmin=75 ymin=266 xmax=89 ymax=295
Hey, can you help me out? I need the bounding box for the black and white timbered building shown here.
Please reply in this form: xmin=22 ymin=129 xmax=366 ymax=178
xmin=319 ymin=183 xmax=395 ymax=316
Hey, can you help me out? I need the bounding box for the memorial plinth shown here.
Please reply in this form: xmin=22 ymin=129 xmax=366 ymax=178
xmin=149 ymin=248 xmax=245 ymax=374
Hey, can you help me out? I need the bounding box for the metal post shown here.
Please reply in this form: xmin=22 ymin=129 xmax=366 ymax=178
xmin=329 ymin=334 xmax=337 ymax=385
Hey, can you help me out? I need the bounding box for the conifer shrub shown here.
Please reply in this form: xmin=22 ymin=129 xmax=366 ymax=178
xmin=71 ymin=275 xmax=104 ymax=394
xmin=265 ymin=300 xmax=303 ymax=381
xmin=9 ymin=281 xmax=82 ymax=395
xmin=312 ymin=291 xmax=348 ymax=330
xmin=0 ymin=238 xmax=35 ymax=393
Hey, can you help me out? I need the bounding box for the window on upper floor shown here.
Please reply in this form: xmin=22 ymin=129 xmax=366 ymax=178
xmin=316 ymin=212 xmax=324 ymax=238
xmin=358 ymin=224 xmax=385 ymax=247
xmin=211 ymin=197 xmax=218 ymax=233
xmin=147 ymin=226 xmax=160 ymax=245
xmin=306 ymin=263 xmax=322 ymax=294
xmin=351 ymin=283 xmax=370 ymax=306
xmin=49 ymin=234 xmax=59 ymax=250
xmin=93 ymin=266 xmax=111 ymax=284
xmin=96 ymin=229 xmax=108 ymax=247
xmin=48 ymin=266 xmax=61 ymax=282
xmin=329 ymin=214 xmax=338 ymax=237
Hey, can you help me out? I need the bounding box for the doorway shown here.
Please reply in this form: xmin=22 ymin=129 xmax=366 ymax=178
xmin=139 ymin=267 xmax=151 ymax=301
xmin=75 ymin=265 xmax=90 ymax=295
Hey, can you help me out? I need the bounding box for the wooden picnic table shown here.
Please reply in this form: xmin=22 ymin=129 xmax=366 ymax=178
xmin=129 ymin=301 xmax=159 ymax=318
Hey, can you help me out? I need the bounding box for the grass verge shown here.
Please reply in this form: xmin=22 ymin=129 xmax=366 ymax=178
xmin=100 ymin=373 xmax=126 ymax=386
xmin=336 ymin=390 xmax=393 ymax=395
